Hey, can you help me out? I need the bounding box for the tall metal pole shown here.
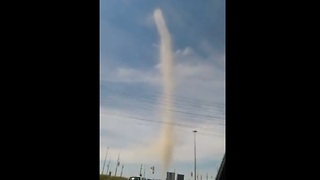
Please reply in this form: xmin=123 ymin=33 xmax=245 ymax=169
xmin=151 ymin=166 xmax=155 ymax=180
xmin=140 ymin=164 xmax=143 ymax=177
xmin=115 ymin=152 xmax=120 ymax=176
xmin=106 ymin=158 xmax=111 ymax=176
xmin=101 ymin=147 xmax=109 ymax=174
xmin=120 ymin=164 xmax=124 ymax=177
xmin=193 ymin=130 xmax=197 ymax=180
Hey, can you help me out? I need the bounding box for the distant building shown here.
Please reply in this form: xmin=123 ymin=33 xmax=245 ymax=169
xmin=177 ymin=174 xmax=184 ymax=180
xmin=167 ymin=172 xmax=175 ymax=180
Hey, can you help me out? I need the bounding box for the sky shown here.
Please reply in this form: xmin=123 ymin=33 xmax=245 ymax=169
xmin=100 ymin=0 xmax=225 ymax=179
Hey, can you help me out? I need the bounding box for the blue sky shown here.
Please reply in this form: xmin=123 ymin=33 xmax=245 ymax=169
xmin=100 ymin=0 xmax=225 ymax=179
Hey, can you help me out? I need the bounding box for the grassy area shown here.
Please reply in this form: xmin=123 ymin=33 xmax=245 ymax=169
xmin=100 ymin=175 xmax=128 ymax=180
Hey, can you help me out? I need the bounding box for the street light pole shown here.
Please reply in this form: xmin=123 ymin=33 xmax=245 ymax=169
xmin=193 ymin=130 xmax=197 ymax=180
xmin=102 ymin=147 xmax=109 ymax=175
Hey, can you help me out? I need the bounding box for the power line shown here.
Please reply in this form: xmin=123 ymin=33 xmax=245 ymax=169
xmin=133 ymin=121 xmax=224 ymax=136
xmin=103 ymin=96 xmax=225 ymax=121
xmin=102 ymin=93 xmax=225 ymax=115
xmin=103 ymin=112 xmax=225 ymax=130
xmin=104 ymin=111 xmax=225 ymax=128
xmin=105 ymin=87 xmax=225 ymax=107
xmin=102 ymin=89 xmax=225 ymax=117
xmin=105 ymin=97 xmax=225 ymax=118
xmin=101 ymin=105 xmax=225 ymax=128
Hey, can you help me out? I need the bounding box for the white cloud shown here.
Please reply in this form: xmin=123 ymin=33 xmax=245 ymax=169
xmin=117 ymin=68 xmax=160 ymax=84
xmin=101 ymin=65 xmax=161 ymax=86
xmin=175 ymin=47 xmax=194 ymax=56
xmin=101 ymin=46 xmax=225 ymax=103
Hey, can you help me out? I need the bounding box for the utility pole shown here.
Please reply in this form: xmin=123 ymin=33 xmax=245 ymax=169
xmin=151 ymin=166 xmax=155 ymax=180
xmin=206 ymin=173 xmax=208 ymax=180
xmin=106 ymin=158 xmax=111 ymax=176
xmin=101 ymin=147 xmax=109 ymax=174
xmin=193 ymin=130 xmax=197 ymax=180
xmin=114 ymin=152 xmax=121 ymax=176
xmin=139 ymin=164 xmax=143 ymax=177
xmin=120 ymin=164 xmax=125 ymax=177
